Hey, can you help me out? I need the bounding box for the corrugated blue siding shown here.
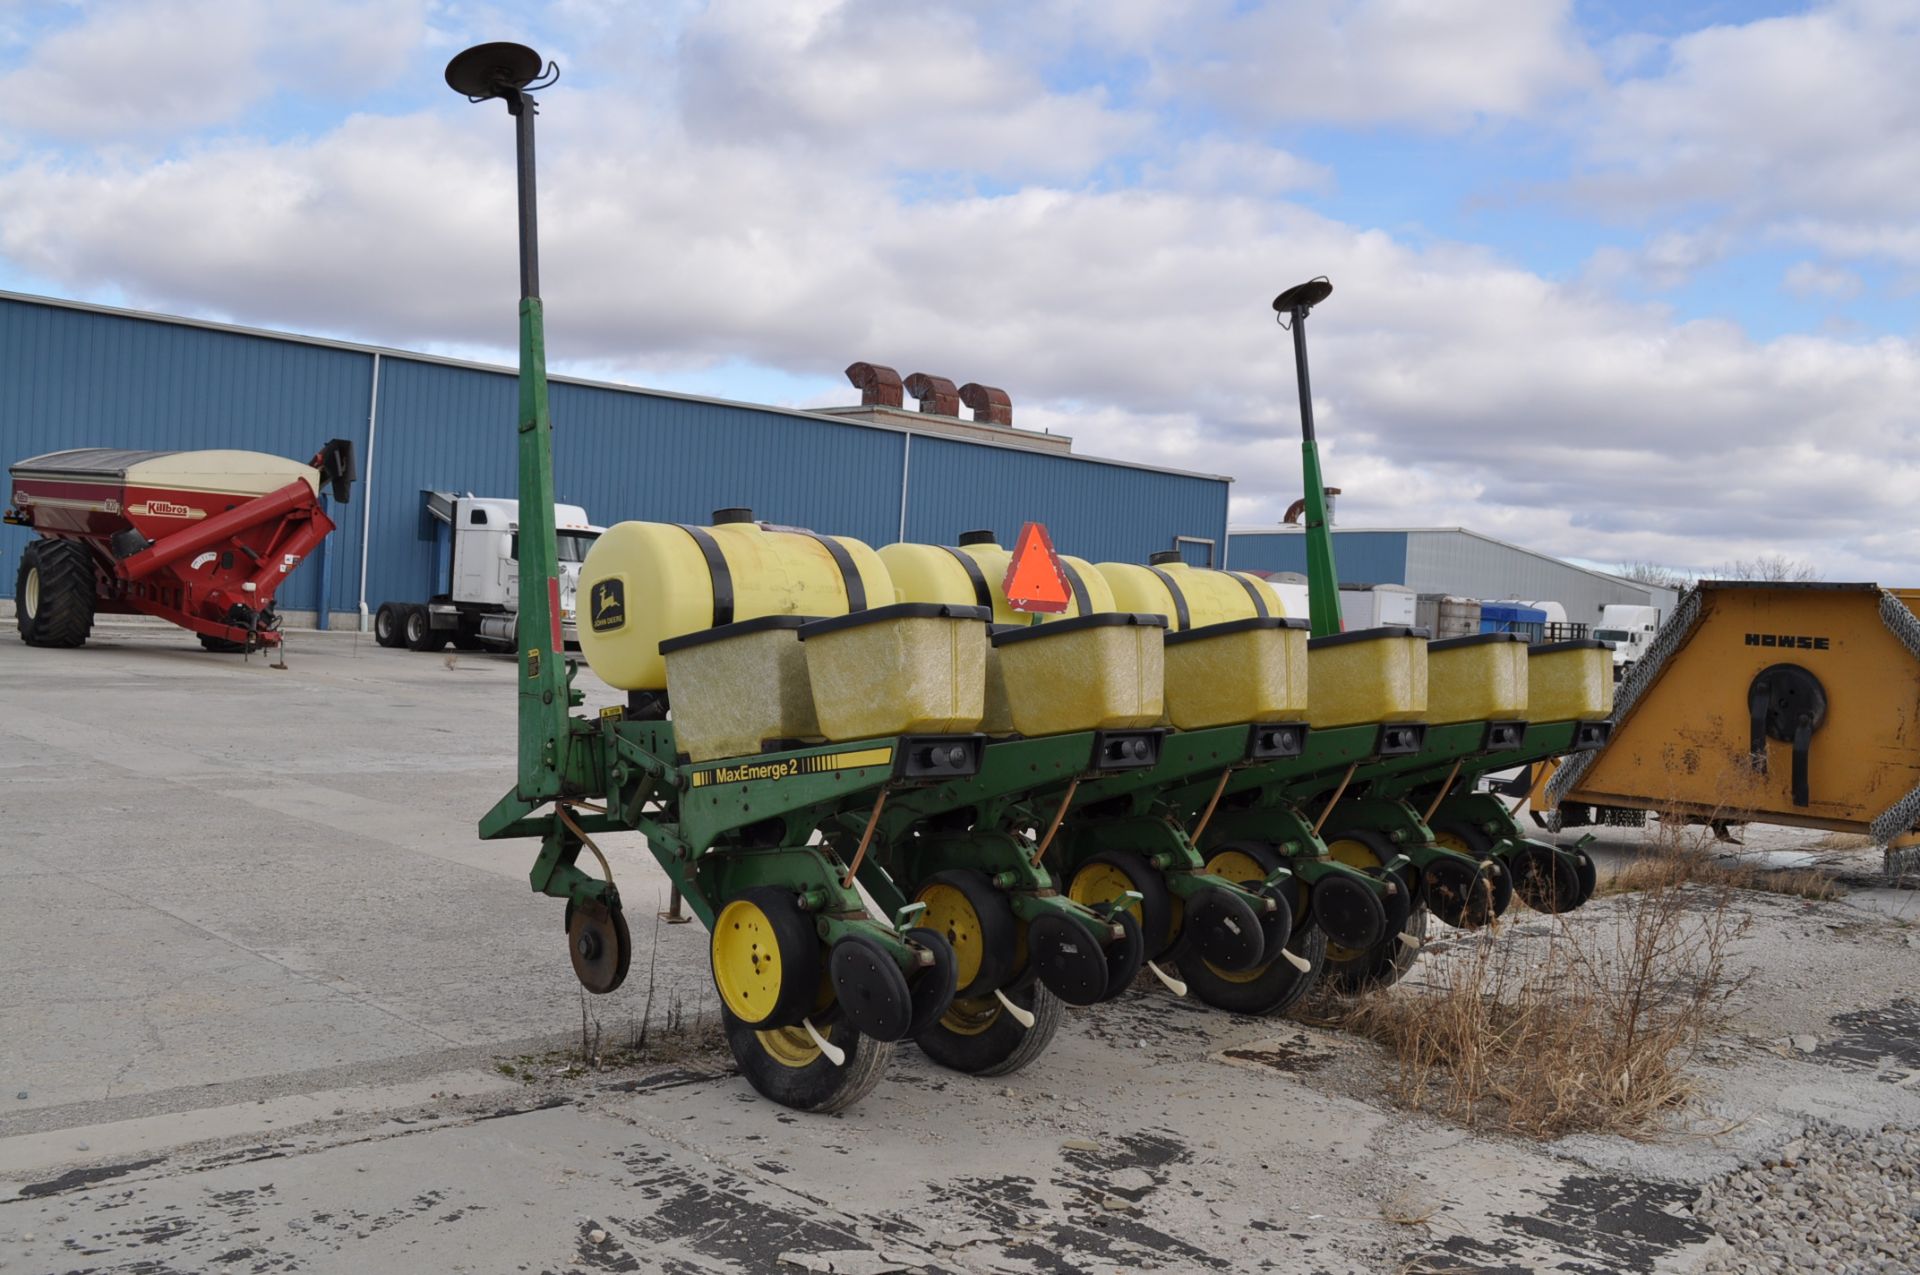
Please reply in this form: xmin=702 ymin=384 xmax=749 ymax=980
xmin=904 ymin=436 xmax=1228 ymax=565
xmin=1226 ymin=530 xmax=1409 ymax=585
xmin=2 ymin=294 xmax=1232 ymax=615
xmin=0 ymin=296 xmax=373 ymax=615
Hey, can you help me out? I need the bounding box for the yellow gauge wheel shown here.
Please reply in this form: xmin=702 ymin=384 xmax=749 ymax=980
xmin=916 ymin=882 xmax=987 ymax=992
xmin=937 ymin=993 xmax=1003 ymax=1037
xmin=1200 ymin=848 xmax=1270 ymax=984
xmin=755 ymin=1024 xmax=822 ymax=1068
xmin=712 ymin=896 xmax=785 ymax=1023
xmin=1326 ymin=836 xmax=1384 ymax=871
xmin=1432 ymin=829 xmax=1473 ymax=856
xmin=1067 ymin=861 xmax=1145 ymax=928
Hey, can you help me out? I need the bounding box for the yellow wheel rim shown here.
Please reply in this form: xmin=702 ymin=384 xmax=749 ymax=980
xmin=1202 ymin=851 xmax=1272 ymax=983
xmin=1432 ymin=830 xmax=1472 ymax=855
xmin=937 ymin=993 xmax=1003 ymax=1037
xmin=1326 ymin=837 xmax=1383 ymax=871
xmin=712 ymin=898 xmax=785 ymax=1022
xmin=1067 ymin=861 xmax=1144 ymax=928
xmin=916 ymin=882 xmax=986 ymax=993
xmin=756 ymin=1024 xmax=822 ymax=1068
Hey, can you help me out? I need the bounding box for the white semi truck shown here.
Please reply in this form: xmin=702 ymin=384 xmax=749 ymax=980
xmin=1594 ymin=603 xmax=1663 ymax=678
xmin=372 ymin=492 xmax=601 ymax=652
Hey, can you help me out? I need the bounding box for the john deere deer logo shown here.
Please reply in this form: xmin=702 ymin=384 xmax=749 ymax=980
xmin=590 ymin=578 xmax=626 ymax=633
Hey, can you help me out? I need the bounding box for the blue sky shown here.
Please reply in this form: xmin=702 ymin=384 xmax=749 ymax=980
xmin=0 ymin=1 xmax=1914 ymax=580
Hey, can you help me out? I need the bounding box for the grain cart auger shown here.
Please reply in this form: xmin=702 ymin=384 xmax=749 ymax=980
xmin=454 ymin=45 xmax=995 ymax=1113
xmin=9 ymin=441 xmax=355 ymax=651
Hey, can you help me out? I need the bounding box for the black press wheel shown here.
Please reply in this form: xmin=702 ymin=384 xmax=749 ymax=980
xmin=1182 ymin=885 xmax=1268 ymax=972
xmin=721 ymin=1006 xmax=892 ymax=1114
xmin=914 ymin=981 xmax=1064 ymax=1078
xmin=1097 ymin=908 xmax=1145 ymax=1002
xmin=904 ymin=927 xmax=960 ymax=1038
xmin=1321 ymin=828 xmax=1423 ymax=994
xmin=1568 ymin=844 xmax=1599 ymax=907
xmin=1027 ymin=912 xmax=1110 ymax=1006
xmin=1324 ymin=905 xmax=1428 ymax=994
xmin=1179 ymin=914 xmax=1330 ymax=1016
xmin=15 ymin=538 xmax=95 ymax=648
xmin=567 ymin=900 xmax=632 ymax=994
xmin=1507 ymin=840 xmax=1578 ymax=913
xmin=829 ymin=933 xmax=914 ymax=1043
xmin=373 ymin=602 xmax=404 ymax=647
xmin=1429 ymin=822 xmax=1516 ymax=925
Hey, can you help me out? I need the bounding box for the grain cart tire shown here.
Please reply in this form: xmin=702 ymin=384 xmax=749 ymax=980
xmin=402 ymin=605 xmax=447 ymax=652
xmin=913 ymin=870 xmax=1018 ymax=999
xmin=1067 ymin=851 xmax=1177 ymax=958
xmin=1179 ymin=916 xmax=1329 ymax=1016
xmin=374 ymin=602 xmax=404 ymax=647
xmin=711 ymin=887 xmax=822 ymax=1029
xmin=15 ymin=539 xmax=95 ymax=648
xmin=722 ymin=1006 xmax=893 ymax=1114
xmin=915 ymin=982 xmax=1064 ymax=1078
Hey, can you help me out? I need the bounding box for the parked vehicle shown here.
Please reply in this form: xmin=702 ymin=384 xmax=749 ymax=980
xmin=373 ymin=492 xmax=600 ymax=652
xmin=1594 ymin=603 xmax=1663 ymax=678
xmin=1338 ymin=582 xmax=1416 ymax=630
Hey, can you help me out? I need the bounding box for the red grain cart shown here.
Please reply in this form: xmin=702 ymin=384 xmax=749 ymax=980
xmin=6 ymin=440 xmax=355 ymax=651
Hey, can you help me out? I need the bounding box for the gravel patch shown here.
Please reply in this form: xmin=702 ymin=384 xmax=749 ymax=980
xmin=1693 ymin=1122 xmax=1920 ymax=1273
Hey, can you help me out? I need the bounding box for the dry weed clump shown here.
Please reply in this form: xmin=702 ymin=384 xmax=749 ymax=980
xmin=1604 ymin=852 xmax=1842 ymax=901
xmin=1331 ymin=877 xmax=1747 ymax=1138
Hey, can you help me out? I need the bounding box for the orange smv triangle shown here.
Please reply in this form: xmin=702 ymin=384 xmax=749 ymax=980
xmin=1003 ymin=521 xmax=1072 ymax=614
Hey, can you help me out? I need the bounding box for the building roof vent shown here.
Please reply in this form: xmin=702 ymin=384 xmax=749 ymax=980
xmin=845 ymin=362 xmax=904 ymax=409
xmin=958 ymin=382 xmax=1012 ymax=426
xmin=903 ymin=372 xmax=960 ymax=417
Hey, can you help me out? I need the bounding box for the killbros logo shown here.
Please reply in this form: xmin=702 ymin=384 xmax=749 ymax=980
xmin=590 ymin=579 xmax=626 ymax=633
xmin=1746 ymin=632 xmax=1830 ymax=650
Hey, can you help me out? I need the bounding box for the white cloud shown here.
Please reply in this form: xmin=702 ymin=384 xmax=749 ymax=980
xmin=0 ymin=0 xmax=428 ymax=141
xmin=1573 ymin=1 xmax=1920 ymax=264
xmin=1783 ymin=260 xmax=1864 ymax=301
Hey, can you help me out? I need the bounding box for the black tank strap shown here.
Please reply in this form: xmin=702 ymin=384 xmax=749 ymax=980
xmin=939 ymin=545 xmax=994 ymax=610
xmin=675 ymin=524 xmax=734 ymax=626
xmin=1228 ymin=571 xmax=1271 ymax=618
xmin=1145 ymin=566 xmax=1190 ymax=632
xmin=765 ymin=526 xmax=867 ymax=612
xmin=1058 ymin=560 xmax=1093 ymax=615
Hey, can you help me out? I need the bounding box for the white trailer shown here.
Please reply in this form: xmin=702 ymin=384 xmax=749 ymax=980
xmin=1339 ymin=582 xmax=1417 ymax=630
xmin=372 ymin=492 xmax=601 ymax=652
xmin=1594 ymin=603 xmax=1663 ymax=677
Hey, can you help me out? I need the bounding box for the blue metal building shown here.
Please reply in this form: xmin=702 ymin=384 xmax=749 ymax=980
xmin=1 ymin=292 xmax=1231 ymax=625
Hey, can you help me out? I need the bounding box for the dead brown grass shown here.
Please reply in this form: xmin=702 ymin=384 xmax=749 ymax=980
xmin=1327 ymin=876 xmax=1746 ymax=1139
xmin=1602 ymin=851 xmax=1843 ymax=901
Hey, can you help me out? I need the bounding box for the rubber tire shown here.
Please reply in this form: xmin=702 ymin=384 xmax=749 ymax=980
xmin=829 ymin=934 xmax=914 ymax=1043
xmin=1179 ymin=915 xmax=1330 ymax=1016
xmin=1569 ymin=845 xmax=1599 ymax=907
xmin=402 ymin=606 xmax=447 ymax=652
xmin=904 ymin=927 xmax=960 ymax=1038
xmin=721 ymin=1006 xmax=893 ymax=1114
xmin=1325 ymin=905 xmax=1429 ymax=994
xmin=710 ymin=886 xmax=823 ymax=1030
xmin=451 ymin=626 xmax=486 ymax=652
xmin=15 ymin=539 xmax=94 ymax=648
xmin=1066 ymin=850 xmax=1177 ymax=959
xmin=1508 ymin=841 xmax=1576 ymax=913
xmin=1430 ymin=821 xmax=1517 ymax=925
xmin=914 ymin=869 xmax=1019 ymax=999
xmin=1202 ymin=841 xmax=1295 ymax=964
xmin=373 ymin=602 xmax=403 ymax=648
xmin=914 ymin=982 xmax=1065 ymax=1078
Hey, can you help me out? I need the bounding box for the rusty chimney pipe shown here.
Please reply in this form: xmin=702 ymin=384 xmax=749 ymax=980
xmin=845 ymin=362 xmax=904 ymax=409
xmin=903 ymin=372 xmax=960 ymax=417
xmin=957 ymin=383 xmax=1012 ymax=426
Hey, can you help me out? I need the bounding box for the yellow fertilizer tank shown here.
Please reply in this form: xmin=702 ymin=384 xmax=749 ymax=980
xmin=1094 ymin=554 xmax=1288 ymax=632
xmin=992 ymin=612 xmax=1167 ymax=735
xmin=1526 ymin=639 xmax=1615 ymax=723
xmin=1425 ymin=632 xmax=1529 ymax=725
xmin=576 ymin=509 xmax=890 ymax=691
xmin=1306 ymin=626 xmax=1428 ymax=728
xmin=1548 ymin=582 xmax=1920 ymax=842
xmin=799 ymin=603 xmax=990 ymax=740
xmin=659 ymin=616 xmax=822 ymax=762
xmin=878 ymin=531 xmax=1114 ymax=622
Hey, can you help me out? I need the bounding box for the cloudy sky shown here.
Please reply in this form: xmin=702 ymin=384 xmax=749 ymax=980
xmin=1 ymin=0 xmax=1914 ymax=580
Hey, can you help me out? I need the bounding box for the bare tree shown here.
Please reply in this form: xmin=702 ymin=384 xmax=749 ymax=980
xmin=1615 ymin=560 xmax=1694 ymax=590
xmin=1714 ymin=555 xmax=1821 ymax=583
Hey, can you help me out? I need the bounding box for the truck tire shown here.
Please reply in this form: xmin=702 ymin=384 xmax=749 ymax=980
xmin=15 ymin=539 xmax=95 ymax=648
xmin=403 ymin=605 xmax=447 ymax=652
xmin=374 ymin=602 xmax=404 ymax=648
